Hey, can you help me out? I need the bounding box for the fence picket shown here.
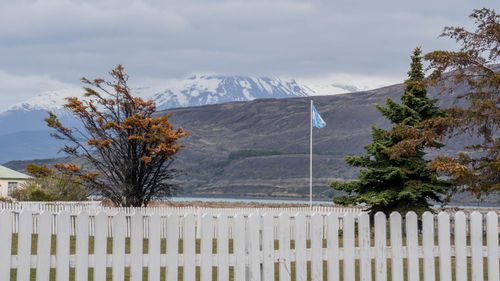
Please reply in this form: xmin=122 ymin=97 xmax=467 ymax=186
xmin=217 ymin=214 xmax=229 ymax=281
xmin=94 ymin=212 xmax=108 ymax=281
xmin=422 ymin=212 xmax=435 ymax=281
xmin=75 ymin=212 xmax=89 ymax=281
xmin=130 ymin=212 xmax=143 ymax=281
xmin=17 ymin=210 xmax=32 ymax=281
xmin=56 ymin=211 xmax=71 ymax=281
xmin=486 ymin=212 xmax=499 ymax=281
xmin=36 ymin=211 xmax=52 ymax=281
xmin=390 ymin=212 xmax=403 ymax=281
xmin=295 ymin=212 xmax=307 ymax=281
xmin=406 ymin=212 xmax=419 ymax=281
xmin=343 ymin=212 xmax=355 ymax=281
xmin=248 ymin=213 xmax=261 ymax=281
xmin=310 ymin=213 xmax=323 ymax=281
xmin=359 ymin=212 xmax=371 ymax=281
xmin=166 ymin=214 xmax=179 ymax=281
xmin=233 ymin=214 xmax=246 ymax=281
xmin=0 ymin=210 xmax=13 ymax=279
xmin=454 ymin=211 xmax=467 ymax=281
xmin=148 ymin=213 xmax=161 ymax=281
xmin=183 ymin=213 xmax=196 ymax=281
xmin=200 ymin=214 xmax=213 ymax=281
xmin=279 ymin=212 xmax=291 ymax=281
xmin=374 ymin=212 xmax=386 ymax=281
xmin=470 ymin=212 xmax=484 ymax=281
xmin=327 ymin=213 xmax=339 ymax=281
xmin=438 ymin=212 xmax=452 ymax=281
xmin=112 ymin=212 xmax=126 ymax=281
xmin=262 ymin=213 xmax=275 ymax=281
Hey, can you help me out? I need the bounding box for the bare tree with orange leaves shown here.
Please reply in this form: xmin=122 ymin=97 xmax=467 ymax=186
xmin=46 ymin=65 xmax=189 ymax=206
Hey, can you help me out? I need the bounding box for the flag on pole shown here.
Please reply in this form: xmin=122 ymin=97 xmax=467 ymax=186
xmin=311 ymin=104 xmax=326 ymax=128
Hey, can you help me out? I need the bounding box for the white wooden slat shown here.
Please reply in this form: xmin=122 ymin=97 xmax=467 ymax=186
xmin=217 ymin=214 xmax=229 ymax=281
xmin=112 ymin=212 xmax=126 ymax=281
xmin=438 ymin=212 xmax=452 ymax=281
xmin=233 ymin=214 xmax=246 ymax=281
xmin=0 ymin=210 xmax=12 ymax=278
xmin=148 ymin=213 xmax=161 ymax=281
xmin=36 ymin=211 xmax=52 ymax=281
xmin=390 ymin=212 xmax=403 ymax=281
xmin=93 ymin=212 xmax=108 ymax=281
xmin=422 ymin=212 xmax=435 ymax=281
xmin=130 ymin=212 xmax=143 ymax=281
xmin=200 ymin=214 xmax=213 ymax=281
xmin=359 ymin=212 xmax=371 ymax=281
xmin=183 ymin=213 xmax=196 ymax=281
xmin=247 ymin=213 xmax=261 ymax=281
xmin=295 ymin=212 xmax=307 ymax=281
xmin=374 ymin=212 xmax=386 ymax=281
xmin=470 ymin=211 xmax=484 ymax=281
xmin=262 ymin=213 xmax=275 ymax=281
xmin=166 ymin=214 xmax=179 ymax=281
xmin=406 ymin=212 xmax=419 ymax=281
xmin=279 ymin=212 xmax=291 ymax=281
xmin=17 ymin=210 xmax=32 ymax=281
xmin=56 ymin=211 xmax=70 ymax=281
xmin=486 ymin=212 xmax=499 ymax=281
xmin=326 ymin=213 xmax=339 ymax=281
xmin=311 ymin=213 xmax=323 ymax=281
xmin=454 ymin=211 xmax=467 ymax=281
xmin=343 ymin=212 xmax=355 ymax=281
xmin=75 ymin=212 xmax=89 ymax=281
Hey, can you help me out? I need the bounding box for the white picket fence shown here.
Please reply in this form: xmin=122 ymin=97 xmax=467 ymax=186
xmin=1 ymin=210 xmax=499 ymax=281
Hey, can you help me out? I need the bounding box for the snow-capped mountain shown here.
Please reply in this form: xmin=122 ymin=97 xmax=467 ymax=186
xmin=151 ymin=75 xmax=309 ymax=110
xmin=0 ymin=75 xmax=310 ymax=135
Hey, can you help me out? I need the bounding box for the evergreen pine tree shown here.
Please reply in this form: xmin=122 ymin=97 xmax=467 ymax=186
xmin=331 ymin=47 xmax=450 ymax=216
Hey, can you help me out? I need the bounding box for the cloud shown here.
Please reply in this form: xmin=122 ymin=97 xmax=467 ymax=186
xmin=0 ymin=70 xmax=77 ymax=111
xmin=0 ymin=0 xmax=496 ymax=106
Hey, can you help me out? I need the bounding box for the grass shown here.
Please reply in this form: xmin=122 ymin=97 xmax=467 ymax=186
xmin=8 ymin=233 xmax=491 ymax=281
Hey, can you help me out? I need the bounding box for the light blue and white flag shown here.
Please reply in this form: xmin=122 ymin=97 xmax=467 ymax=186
xmin=311 ymin=104 xmax=326 ymax=128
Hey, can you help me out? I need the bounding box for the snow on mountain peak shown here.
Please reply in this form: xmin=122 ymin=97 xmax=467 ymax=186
xmin=1 ymin=88 xmax=84 ymax=115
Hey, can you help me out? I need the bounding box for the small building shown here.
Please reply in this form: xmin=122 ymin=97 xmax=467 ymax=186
xmin=0 ymin=165 xmax=31 ymax=198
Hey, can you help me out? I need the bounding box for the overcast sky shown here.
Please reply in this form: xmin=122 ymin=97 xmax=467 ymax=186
xmin=0 ymin=0 xmax=497 ymax=110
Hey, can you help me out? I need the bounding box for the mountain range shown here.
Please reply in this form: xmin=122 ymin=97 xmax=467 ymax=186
xmin=3 ymin=75 xmax=497 ymax=204
xmin=0 ymin=75 xmax=324 ymax=163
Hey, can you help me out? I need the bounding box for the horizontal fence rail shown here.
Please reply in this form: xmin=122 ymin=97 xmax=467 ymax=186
xmin=0 ymin=210 xmax=498 ymax=281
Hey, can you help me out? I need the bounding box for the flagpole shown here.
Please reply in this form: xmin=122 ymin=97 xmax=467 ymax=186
xmin=310 ymin=100 xmax=313 ymax=211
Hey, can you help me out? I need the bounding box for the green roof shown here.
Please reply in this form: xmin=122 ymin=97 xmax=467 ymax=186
xmin=0 ymin=165 xmax=31 ymax=179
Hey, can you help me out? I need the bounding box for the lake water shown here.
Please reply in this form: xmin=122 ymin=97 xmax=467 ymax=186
xmin=170 ymin=196 xmax=498 ymax=209
xmin=171 ymin=196 xmax=334 ymax=205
